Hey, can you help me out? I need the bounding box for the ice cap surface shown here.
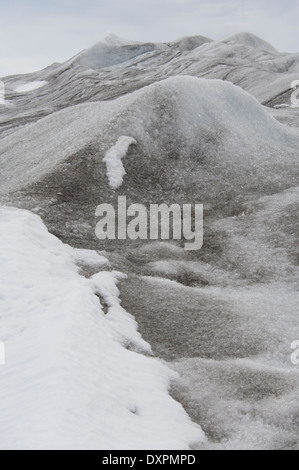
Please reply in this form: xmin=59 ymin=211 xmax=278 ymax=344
xmin=0 ymin=33 xmax=298 ymax=450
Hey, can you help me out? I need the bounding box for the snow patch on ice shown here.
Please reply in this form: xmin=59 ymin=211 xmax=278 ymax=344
xmin=274 ymin=104 xmax=290 ymax=109
xmin=14 ymin=81 xmax=48 ymax=93
xmin=72 ymin=248 xmax=109 ymax=267
xmin=0 ymin=206 xmax=204 ymax=450
xmin=92 ymin=271 xmax=152 ymax=355
xmin=103 ymin=136 xmax=137 ymax=189
xmin=291 ymin=80 xmax=299 ymax=89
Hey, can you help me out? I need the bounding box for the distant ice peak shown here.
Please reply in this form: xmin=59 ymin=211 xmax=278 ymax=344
xmin=102 ymin=32 xmax=141 ymax=47
xmin=223 ymin=32 xmax=277 ymax=54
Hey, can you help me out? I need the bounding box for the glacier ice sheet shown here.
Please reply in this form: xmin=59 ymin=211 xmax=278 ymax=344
xmin=0 ymin=36 xmax=298 ymax=450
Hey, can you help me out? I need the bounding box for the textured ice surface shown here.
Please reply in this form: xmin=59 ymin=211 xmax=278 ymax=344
xmin=77 ymin=39 xmax=160 ymax=69
xmin=0 ymin=76 xmax=298 ymax=197
xmin=1 ymin=32 xmax=299 ymax=139
xmin=0 ymin=207 xmax=204 ymax=450
xmin=0 ymin=34 xmax=298 ymax=450
xmin=172 ymin=358 xmax=299 ymax=450
xmin=223 ymin=32 xmax=277 ymax=54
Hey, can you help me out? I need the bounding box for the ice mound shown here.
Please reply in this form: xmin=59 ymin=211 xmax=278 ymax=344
xmin=102 ymin=33 xmax=142 ymax=47
xmin=0 ymin=206 xmax=205 ymax=450
xmin=0 ymin=76 xmax=298 ymax=200
xmin=223 ymin=32 xmax=277 ymax=54
xmin=1 ymin=33 xmax=298 ymax=142
xmin=77 ymin=37 xmax=160 ymax=69
xmin=171 ymin=35 xmax=212 ymax=51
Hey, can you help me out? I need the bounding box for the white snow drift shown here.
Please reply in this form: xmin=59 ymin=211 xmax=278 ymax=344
xmin=0 ymin=206 xmax=204 ymax=450
xmin=14 ymin=81 xmax=47 ymax=93
xmin=103 ymin=136 xmax=137 ymax=189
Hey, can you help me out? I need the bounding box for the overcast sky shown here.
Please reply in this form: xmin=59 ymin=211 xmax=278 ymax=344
xmin=0 ymin=0 xmax=298 ymax=76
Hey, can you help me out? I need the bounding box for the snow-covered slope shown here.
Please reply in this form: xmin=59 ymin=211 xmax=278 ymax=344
xmin=0 ymin=207 xmax=204 ymax=450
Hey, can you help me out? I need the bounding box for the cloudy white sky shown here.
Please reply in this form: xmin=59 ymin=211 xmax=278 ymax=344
xmin=0 ymin=0 xmax=298 ymax=76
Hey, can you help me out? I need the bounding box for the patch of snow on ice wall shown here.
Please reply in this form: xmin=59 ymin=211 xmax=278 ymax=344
xmin=14 ymin=81 xmax=47 ymax=93
xmin=104 ymin=136 xmax=137 ymax=189
xmin=0 ymin=206 xmax=204 ymax=450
